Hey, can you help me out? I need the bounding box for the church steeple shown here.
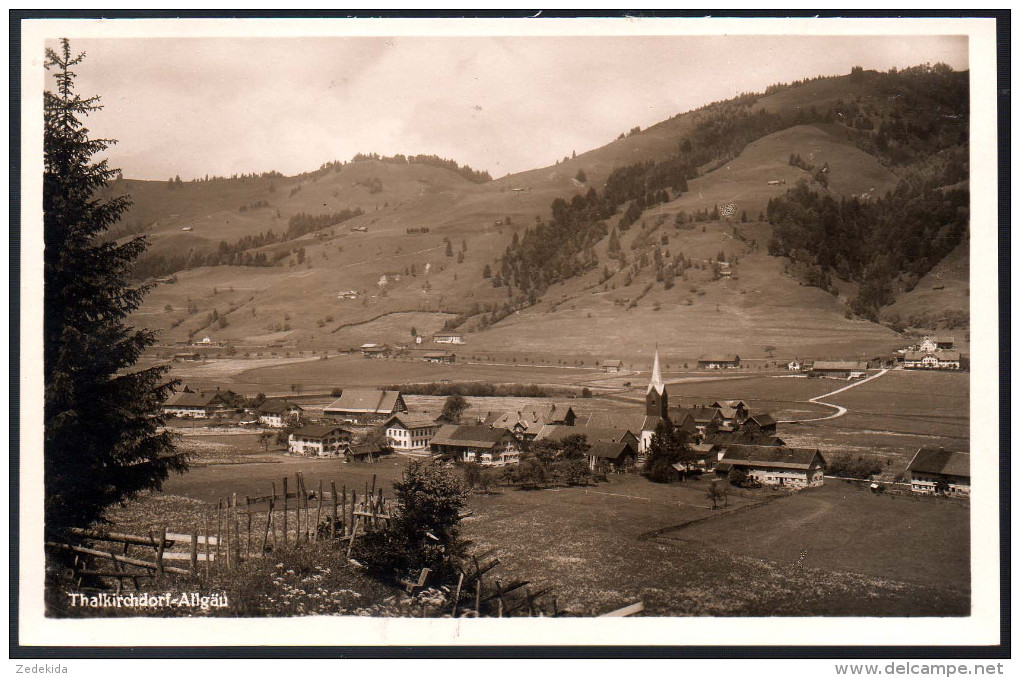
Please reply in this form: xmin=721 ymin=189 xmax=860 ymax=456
xmin=646 ymin=348 xmax=668 ymax=419
xmin=647 ymin=348 xmax=664 ymax=396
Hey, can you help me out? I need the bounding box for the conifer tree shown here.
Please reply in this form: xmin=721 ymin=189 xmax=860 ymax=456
xmin=44 ymin=39 xmax=186 ymax=541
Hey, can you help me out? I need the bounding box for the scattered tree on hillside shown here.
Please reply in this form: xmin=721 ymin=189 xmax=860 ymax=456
xmin=44 ymin=39 xmax=186 ymax=542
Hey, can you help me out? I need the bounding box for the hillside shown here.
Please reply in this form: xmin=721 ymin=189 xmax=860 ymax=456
xmin=123 ymin=66 xmax=968 ymax=359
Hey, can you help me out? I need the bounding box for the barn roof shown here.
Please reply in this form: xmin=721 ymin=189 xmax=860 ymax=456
xmin=601 ymin=359 xmax=622 ymax=367
xmin=257 ymin=400 xmax=302 ymax=414
xmin=588 ymin=441 xmax=633 ymax=461
xmin=746 ymin=413 xmax=777 ymax=427
xmin=382 ymin=413 xmax=437 ymax=430
xmin=325 ymin=389 xmax=402 ymax=414
xmin=164 ymin=391 xmax=228 ymax=408
xmin=720 ymin=445 xmax=825 ymax=471
xmin=292 ymin=423 xmax=347 ymax=439
xmin=907 ymin=448 xmax=970 ymax=478
xmin=431 ymin=425 xmax=510 ymax=449
xmin=422 ymin=351 xmax=454 ymax=359
xmin=812 ymin=361 xmax=868 ymax=371
xmin=535 ymin=425 xmax=635 ymax=444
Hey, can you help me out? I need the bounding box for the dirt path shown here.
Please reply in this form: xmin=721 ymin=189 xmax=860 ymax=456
xmin=781 ymin=368 xmax=890 ymax=423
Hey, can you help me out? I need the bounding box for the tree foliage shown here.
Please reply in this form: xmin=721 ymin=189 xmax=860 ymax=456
xmin=44 ymin=39 xmax=187 ymax=541
xmin=437 ymin=394 xmax=469 ymax=424
xmin=354 ymin=462 xmax=468 ymax=582
xmin=643 ymin=419 xmax=694 ymax=483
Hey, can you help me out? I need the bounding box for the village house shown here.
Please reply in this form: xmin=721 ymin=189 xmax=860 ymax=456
xmin=710 ymin=400 xmax=750 ymax=426
xmin=429 ymin=425 xmax=520 ymax=466
xmin=918 ymin=336 xmax=955 ymax=352
xmin=359 ymin=343 xmax=390 ymax=358
xmin=742 ymin=413 xmax=778 ymax=437
xmin=697 ymin=354 xmax=741 ymax=369
xmin=422 ymin=351 xmax=456 ymax=364
xmin=810 ymin=361 xmax=868 ymax=379
xmin=601 ymin=359 xmax=623 ymax=373
xmin=287 ymin=424 xmax=351 ymax=457
xmin=382 ymin=414 xmax=440 ymax=454
xmin=903 ymin=350 xmax=961 ymax=370
xmin=162 ymin=390 xmax=234 ymax=419
xmin=323 ymin=389 xmax=407 ymax=423
xmin=586 ymin=441 xmax=638 ymax=472
xmin=535 ymin=424 xmax=639 ymax=451
xmin=485 ymin=404 xmax=577 ymax=440
xmin=787 ymin=358 xmax=802 ymax=371
xmin=715 ymin=445 xmax=826 ymax=488
xmin=689 ymin=442 xmax=724 ymax=471
xmin=906 ymin=447 xmax=970 ymax=496
xmin=256 ymin=400 xmax=304 ymax=428
xmin=347 ymin=440 xmax=388 ymax=463
xmin=433 ymin=333 xmax=464 ymax=344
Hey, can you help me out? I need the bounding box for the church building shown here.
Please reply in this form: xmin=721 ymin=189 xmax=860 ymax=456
xmin=639 ymin=349 xmax=671 ymax=457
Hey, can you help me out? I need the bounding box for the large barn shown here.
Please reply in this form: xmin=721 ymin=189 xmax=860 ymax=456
xmin=323 ymin=389 xmax=407 ymax=423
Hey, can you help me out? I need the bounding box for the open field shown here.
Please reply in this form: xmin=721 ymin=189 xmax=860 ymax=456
xmin=461 ymin=474 xmax=968 ymax=616
xmin=658 ymin=482 xmax=969 ymax=589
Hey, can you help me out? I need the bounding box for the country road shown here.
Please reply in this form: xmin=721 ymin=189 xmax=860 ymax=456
xmin=780 ymin=368 xmax=890 ymax=423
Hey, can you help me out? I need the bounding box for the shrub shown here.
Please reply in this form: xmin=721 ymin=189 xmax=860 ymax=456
xmin=828 ymin=454 xmax=883 ymax=479
xmin=353 ymin=462 xmax=468 ymax=584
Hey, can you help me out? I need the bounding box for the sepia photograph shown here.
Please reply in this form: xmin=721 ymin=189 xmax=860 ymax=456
xmin=14 ymin=14 xmax=1003 ymax=652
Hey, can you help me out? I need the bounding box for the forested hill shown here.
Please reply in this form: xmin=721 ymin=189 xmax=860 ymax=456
xmin=495 ymin=63 xmax=968 ymax=323
xmin=125 ymin=63 xmax=970 ymax=352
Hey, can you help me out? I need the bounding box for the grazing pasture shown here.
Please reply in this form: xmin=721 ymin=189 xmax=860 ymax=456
xmin=659 ymin=482 xmax=969 ymax=590
xmin=461 ymin=474 xmax=968 ymax=616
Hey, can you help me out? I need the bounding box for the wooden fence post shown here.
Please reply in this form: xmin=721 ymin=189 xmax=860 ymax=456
xmin=155 ymin=527 xmax=167 ymax=577
xmin=262 ymin=497 xmax=274 ymax=553
xmin=330 ymin=481 xmax=338 ymax=540
xmin=224 ymin=498 xmax=231 ymax=569
xmin=190 ymin=527 xmax=199 ymax=575
xmin=215 ymin=499 xmax=222 ymax=561
xmin=245 ymin=496 xmax=252 ymax=558
xmin=232 ymin=493 xmax=241 ymax=565
xmin=315 ymin=480 xmax=324 ymax=541
xmin=204 ymin=511 xmax=211 ymax=578
xmin=282 ymin=477 xmax=289 ymax=548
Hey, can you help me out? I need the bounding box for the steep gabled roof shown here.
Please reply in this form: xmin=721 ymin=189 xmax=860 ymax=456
xmin=907 ymin=448 xmax=970 ymax=478
xmin=325 ymin=389 xmax=402 ymax=414
xmin=720 ymin=445 xmax=825 ymax=471
xmin=746 ymin=413 xmax=777 ymax=428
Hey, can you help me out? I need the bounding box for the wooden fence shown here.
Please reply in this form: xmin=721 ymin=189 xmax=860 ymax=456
xmin=48 ymin=472 xmax=392 ymax=591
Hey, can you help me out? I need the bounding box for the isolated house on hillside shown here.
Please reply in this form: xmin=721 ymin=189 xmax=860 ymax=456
xmin=697 ymin=354 xmax=740 ymax=369
xmin=382 ymin=414 xmax=440 ymax=453
xmin=359 ymin=343 xmax=391 ymax=358
xmin=601 ymin=359 xmax=623 ymax=373
xmin=162 ymin=390 xmax=234 ymax=419
xmin=288 ymin=424 xmax=350 ymax=457
xmin=434 ymin=333 xmax=463 ymax=344
xmin=323 ymin=389 xmax=407 ymax=423
xmin=256 ymin=400 xmax=304 ymax=428
xmin=716 ymin=446 xmax=826 ymax=488
xmin=810 ymin=361 xmax=868 ymax=379
xmin=422 ymin=351 xmax=456 ymax=364
xmin=907 ymin=448 xmax=970 ymax=496
xmin=429 ymin=425 xmax=520 ymax=466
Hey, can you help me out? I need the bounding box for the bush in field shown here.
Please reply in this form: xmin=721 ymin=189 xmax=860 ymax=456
xmin=353 ymin=462 xmax=468 ymax=583
xmin=462 ymin=461 xmax=481 ymax=489
xmin=828 ymin=454 xmax=883 ymax=479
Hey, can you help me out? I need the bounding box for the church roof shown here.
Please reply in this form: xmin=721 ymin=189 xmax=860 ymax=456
xmin=647 ymin=349 xmax=664 ymax=395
